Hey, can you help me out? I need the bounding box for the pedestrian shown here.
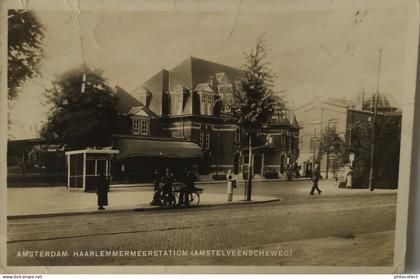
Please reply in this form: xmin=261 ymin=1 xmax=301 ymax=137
xmin=226 ymin=169 xmax=234 ymax=202
xmin=150 ymin=169 xmax=161 ymax=205
xmin=162 ymin=168 xmax=174 ymax=198
xmin=179 ymin=169 xmax=196 ymax=206
xmin=97 ymin=171 xmax=109 ymax=210
xmin=346 ymin=165 xmax=353 ymax=190
xmin=310 ymin=163 xmax=322 ymax=195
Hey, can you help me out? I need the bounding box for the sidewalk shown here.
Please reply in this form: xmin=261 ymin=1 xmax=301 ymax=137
xmin=111 ymin=177 xmax=311 ymax=188
xmin=7 ymin=186 xmax=279 ymax=219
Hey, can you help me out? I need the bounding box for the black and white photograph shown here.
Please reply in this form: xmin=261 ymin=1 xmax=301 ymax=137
xmin=1 ymin=0 xmax=418 ymax=273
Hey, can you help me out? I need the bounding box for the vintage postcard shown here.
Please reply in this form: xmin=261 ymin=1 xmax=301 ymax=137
xmin=0 ymin=0 xmax=418 ymax=274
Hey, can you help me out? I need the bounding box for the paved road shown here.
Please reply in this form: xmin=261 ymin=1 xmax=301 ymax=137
xmin=8 ymin=180 xmax=397 ymax=266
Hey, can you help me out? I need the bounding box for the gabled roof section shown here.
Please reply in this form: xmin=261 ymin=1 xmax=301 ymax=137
xmin=128 ymin=105 xmax=157 ymax=118
xmin=295 ymin=97 xmax=349 ymax=112
xmin=195 ymin=83 xmax=215 ymax=93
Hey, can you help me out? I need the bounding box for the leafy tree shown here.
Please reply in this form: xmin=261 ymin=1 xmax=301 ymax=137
xmin=8 ymin=10 xmax=44 ymax=99
xmin=348 ymin=122 xmax=372 ymax=187
xmin=41 ymin=67 xmax=119 ymax=149
xmin=229 ymin=35 xmax=278 ymax=201
xmin=318 ymin=127 xmax=348 ymax=178
xmin=348 ymin=116 xmax=401 ymax=188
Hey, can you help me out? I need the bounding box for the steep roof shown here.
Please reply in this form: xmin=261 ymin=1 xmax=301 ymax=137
xmin=115 ymin=86 xmax=143 ymax=114
xmin=169 ymin=56 xmax=242 ymax=90
xmin=141 ymin=69 xmax=169 ymax=115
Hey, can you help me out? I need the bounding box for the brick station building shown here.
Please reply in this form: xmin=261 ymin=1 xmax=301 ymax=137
xmin=111 ymin=57 xmax=300 ymax=182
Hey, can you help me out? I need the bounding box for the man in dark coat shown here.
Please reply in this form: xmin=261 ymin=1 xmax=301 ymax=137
xmin=162 ymin=168 xmax=174 ymax=198
xmin=97 ymin=172 xmax=109 ymax=210
xmin=179 ymin=169 xmax=197 ymax=206
xmin=310 ymin=163 xmax=322 ymax=195
xmin=150 ymin=169 xmax=162 ymax=205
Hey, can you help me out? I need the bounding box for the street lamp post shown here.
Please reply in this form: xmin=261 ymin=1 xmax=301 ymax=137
xmin=368 ymin=48 xmax=382 ymax=192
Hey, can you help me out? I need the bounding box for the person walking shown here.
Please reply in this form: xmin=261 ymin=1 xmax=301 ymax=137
xmin=310 ymin=163 xmax=322 ymax=195
xmin=226 ymin=169 xmax=234 ymax=202
xmin=346 ymin=165 xmax=353 ymax=190
xmin=97 ymin=172 xmax=109 ymax=210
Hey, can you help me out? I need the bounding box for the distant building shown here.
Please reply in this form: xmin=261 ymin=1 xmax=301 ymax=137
xmin=294 ymin=97 xmax=350 ymax=177
xmin=295 ymin=92 xmax=401 ymax=188
xmin=112 ymin=56 xmax=300 ymax=182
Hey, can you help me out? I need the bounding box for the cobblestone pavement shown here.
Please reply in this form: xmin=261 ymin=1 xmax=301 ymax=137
xmin=7 ymin=188 xmax=397 ymax=266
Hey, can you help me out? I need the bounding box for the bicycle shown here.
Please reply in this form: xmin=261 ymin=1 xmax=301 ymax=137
xmin=173 ymin=183 xmax=202 ymax=207
xmin=155 ymin=183 xmax=203 ymax=208
xmin=159 ymin=191 xmax=176 ymax=207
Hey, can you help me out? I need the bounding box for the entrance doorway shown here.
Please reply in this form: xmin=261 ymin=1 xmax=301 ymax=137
xmin=234 ymin=153 xmax=240 ymax=174
xmin=254 ymin=153 xmax=262 ymax=175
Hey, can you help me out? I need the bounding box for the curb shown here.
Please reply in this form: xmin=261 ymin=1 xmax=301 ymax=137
xmin=7 ymin=198 xmax=281 ymax=220
xmin=111 ymin=178 xmax=312 ymax=188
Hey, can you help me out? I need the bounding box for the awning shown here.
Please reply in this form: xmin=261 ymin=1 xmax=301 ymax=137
xmin=116 ymin=138 xmax=203 ymax=160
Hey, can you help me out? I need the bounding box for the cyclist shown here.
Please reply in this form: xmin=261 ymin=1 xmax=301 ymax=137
xmin=162 ymin=168 xmax=174 ymax=200
xmin=179 ymin=169 xmax=198 ymax=206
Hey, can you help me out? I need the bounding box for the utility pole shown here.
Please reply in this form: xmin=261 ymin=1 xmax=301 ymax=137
xmin=368 ymin=48 xmax=382 ymax=191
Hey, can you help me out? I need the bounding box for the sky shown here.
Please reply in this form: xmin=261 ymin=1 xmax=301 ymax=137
xmin=9 ymin=1 xmax=410 ymax=139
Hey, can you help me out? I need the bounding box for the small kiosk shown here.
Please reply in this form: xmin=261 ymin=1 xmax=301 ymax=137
xmin=65 ymin=148 xmax=119 ymax=191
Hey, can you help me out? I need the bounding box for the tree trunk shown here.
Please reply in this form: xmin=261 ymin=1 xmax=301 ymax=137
xmin=326 ymin=149 xmax=329 ymax=179
xmin=247 ymin=135 xmax=253 ymax=201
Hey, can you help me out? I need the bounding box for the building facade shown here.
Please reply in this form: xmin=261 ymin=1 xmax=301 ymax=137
xmin=294 ymin=98 xmax=349 ymax=177
xmin=295 ymin=92 xmax=401 ymax=185
xmin=112 ymin=57 xmax=300 ymax=182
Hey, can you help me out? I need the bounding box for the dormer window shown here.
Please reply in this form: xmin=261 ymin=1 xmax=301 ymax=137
xmin=196 ymin=83 xmax=216 ymax=116
xmin=200 ymin=93 xmax=214 ymax=115
xmin=132 ymin=118 xmax=150 ymax=135
xmin=170 ymin=85 xmax=189 ymax=115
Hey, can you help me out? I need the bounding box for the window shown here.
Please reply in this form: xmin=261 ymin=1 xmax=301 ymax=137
xmin=205 ymin=130 xmax=210 ymax=149
xmin=200 ymin=129 xmax=210 ymax=149
xmin=201 ymin=95 xmax=208 ymax=115
xmin=207 ymin=95 xmax=212 ymax=104
xmin=175 ymin=94 xmax=182 ymax=114
xmin=310 ymin=138 xmax=318 ymax=151
xmin=86 ymin=158 xmax=109 ymax=176
xmin=133 ymin=118 xmax=149 ymax=135
xmin=235 ymin=129 xmax=240 ymax=142
xmin=328 ymin=121 xmax=337 ymax=132
xmin=223 ymin=102 xmax=231 ymax=113
xmin=141 ymin=120 xmax=149 ymax=135
xmin=133 ymin=119 xmax=140 ymax=134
